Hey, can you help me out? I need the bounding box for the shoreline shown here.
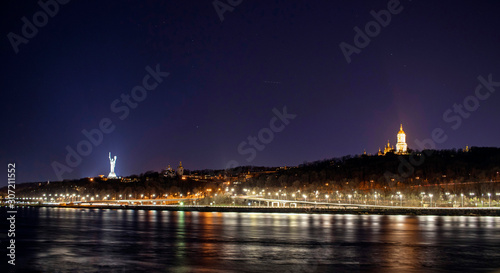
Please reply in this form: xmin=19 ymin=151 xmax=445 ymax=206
xmin=17 ymin=204 xmax=500 ymax=216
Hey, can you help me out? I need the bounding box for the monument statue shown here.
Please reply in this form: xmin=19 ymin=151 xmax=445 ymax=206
xmin=108 ymin=152 xmax=117 ymax=178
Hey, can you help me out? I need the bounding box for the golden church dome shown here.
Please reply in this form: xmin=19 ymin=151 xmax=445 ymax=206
xmin=398 ymin=124 xmax=405 ymax=134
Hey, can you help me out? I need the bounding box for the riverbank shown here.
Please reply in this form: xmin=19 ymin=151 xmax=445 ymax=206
xmin=25 ymin=204 xmax=500 ymax=216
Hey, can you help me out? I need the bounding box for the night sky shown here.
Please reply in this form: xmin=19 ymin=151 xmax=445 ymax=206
xmin=2 ymin=0 xmax=500 ymax=185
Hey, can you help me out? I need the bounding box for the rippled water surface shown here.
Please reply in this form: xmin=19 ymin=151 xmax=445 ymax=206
xmin=3 ymin=207 xmax=500 ymax=272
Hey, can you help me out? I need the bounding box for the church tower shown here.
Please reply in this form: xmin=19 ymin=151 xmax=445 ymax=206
xmin=396 ymin=124 xmax=407 ymax=154
xmin=383 ymin=140 xmax=393 ymax=154
xmin=176 ymin=161 xmax=184 ymax=176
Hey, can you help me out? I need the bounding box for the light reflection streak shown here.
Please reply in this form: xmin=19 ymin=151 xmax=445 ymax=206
xmin=15 ymin=208 xmax=500 ymax=272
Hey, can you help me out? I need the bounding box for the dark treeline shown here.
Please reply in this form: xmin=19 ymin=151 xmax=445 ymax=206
xmin=2 ymin=147 xmax=500 ymax=202
xmin=242 ymin=147 xmax=500 ymax=195
xmin=4 ymin=176 xmax=210 ymax=200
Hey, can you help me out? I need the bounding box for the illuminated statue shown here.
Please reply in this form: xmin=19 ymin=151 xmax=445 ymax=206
xmin=108 ymin=152 xmax=117 ymax=178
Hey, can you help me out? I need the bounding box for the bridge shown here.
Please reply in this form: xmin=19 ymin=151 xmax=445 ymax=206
xmin=21 ymin=195 xmax=500 ymax=211
xmin=234 ymin=195 xmax=389 ymax=208
xmin=233 ymin=195 xmax=500 ymax=210
xmin=67 ymin=197 xmax=201 ymax=206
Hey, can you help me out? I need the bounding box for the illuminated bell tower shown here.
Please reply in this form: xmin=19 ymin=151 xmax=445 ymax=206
xmin=396 ymin=124 xmax=407 ymax=154
xmin=176 ymin=161 xmax=184 ymax=176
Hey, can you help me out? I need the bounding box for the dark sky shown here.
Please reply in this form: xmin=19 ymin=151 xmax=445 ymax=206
xmin=2 ymin=0 xmax=500 ymax=184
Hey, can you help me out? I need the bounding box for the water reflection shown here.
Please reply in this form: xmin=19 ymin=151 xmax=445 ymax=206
xmin=6 ymin=207 xmax=500 ymax=272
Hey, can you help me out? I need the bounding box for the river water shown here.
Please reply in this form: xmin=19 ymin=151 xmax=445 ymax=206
xmin=2 ymin=207 xmax=500 ymax=272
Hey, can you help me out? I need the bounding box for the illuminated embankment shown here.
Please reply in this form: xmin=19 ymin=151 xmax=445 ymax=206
xmin=29 ymin=203 xmax=500 ymax=216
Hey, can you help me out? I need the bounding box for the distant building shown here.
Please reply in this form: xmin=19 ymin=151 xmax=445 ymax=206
xmin=379 ymin=140 xmax=395 ymax=155
xmin=122 ymin=177 xmax=139 ymax=183
xmin=163 ymin=161 xmax=184 ymax=178
xmin=177 ymin=161 xmax=184 ymax=176
xmin=378 ymin=124 xmax=408 ymax=155
xmin=396 ymin=124 xmax=408 ymax=154
xmin=164 ymin=165 xmax=176 ymax=178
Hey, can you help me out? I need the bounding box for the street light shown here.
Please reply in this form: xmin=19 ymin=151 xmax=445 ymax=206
xmin=469 ymin=193 xmax=475 ymax=206
xmin=488 ymin=193 xmax=491 ymax=207
xmin=399 ymin=194 xmax=403 ymax=207
xmin=461 ymin=193 xmax=464 ymax=207
xmin=348 ymin=194 xmax=352 ymax=204
xmin=325 ymin=195 xmax=329 ymax=203
xmin=429 ymin=194 xmax=433 ymax=207
xmin=303 ymin=195 xmax=307 ymax=202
